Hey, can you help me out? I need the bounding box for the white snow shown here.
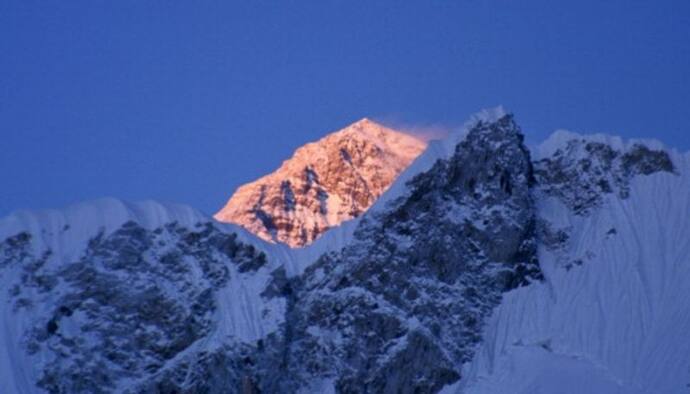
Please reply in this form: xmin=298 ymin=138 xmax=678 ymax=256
xmin=0 ymin=198 xmax=206 ymax=261
xmin=452 ymin=134 xmax=690 ymax=394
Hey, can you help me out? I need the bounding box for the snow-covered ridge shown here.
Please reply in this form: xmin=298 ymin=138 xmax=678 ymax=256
xmin=534 ymin=128 xmax=677 ymax=160
xmin=0 ymin=198 xmax=204 ymax=255
xmin=533 ymin=128 xmax=690 ymax=191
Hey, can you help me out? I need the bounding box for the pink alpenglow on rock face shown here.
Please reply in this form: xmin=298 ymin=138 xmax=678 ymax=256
xmin=214 ymin=118 xmax=427 ymax=247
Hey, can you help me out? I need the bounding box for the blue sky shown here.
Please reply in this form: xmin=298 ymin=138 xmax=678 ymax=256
xmin=1 ymin=0 xmax=689 ymax=216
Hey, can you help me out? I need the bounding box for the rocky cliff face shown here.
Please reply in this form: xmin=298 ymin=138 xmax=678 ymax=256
xmin=214 ymin=118 xmax=427 ymax=247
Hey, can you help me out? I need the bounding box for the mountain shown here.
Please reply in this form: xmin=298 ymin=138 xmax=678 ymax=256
xmin=1 ymin=109 xmax=688 ymax=393
xmin=452 ymin=130 xmax=690 ymax=394
xmin=214 ymin=118 xmax=427 ymax=247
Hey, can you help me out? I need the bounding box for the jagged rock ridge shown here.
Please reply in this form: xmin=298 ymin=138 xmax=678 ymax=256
xmin=214 ymin=118 xmax=427 ymax=247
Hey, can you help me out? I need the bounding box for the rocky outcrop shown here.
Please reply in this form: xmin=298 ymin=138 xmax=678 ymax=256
xmin=534 ymin=139 xmax=675 ymax=214
xmin=214 ymin=118 xmax=427 ymax=247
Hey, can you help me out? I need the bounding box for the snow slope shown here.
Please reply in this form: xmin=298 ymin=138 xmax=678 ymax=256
xmin=450 ymin=134 xmax=690 ymax=394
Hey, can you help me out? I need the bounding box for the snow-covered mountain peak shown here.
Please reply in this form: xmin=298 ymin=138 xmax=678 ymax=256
xmin=214 ymin=118 xmax=427 ymax=247
xmin=2 ymin=109 xmax=689 ymax=393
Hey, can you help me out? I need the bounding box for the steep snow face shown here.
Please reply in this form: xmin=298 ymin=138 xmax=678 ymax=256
xmin=214 ymin=118 xmax=427 ymax=247
xmin=451 ymin=133 xmax=689 ymax=394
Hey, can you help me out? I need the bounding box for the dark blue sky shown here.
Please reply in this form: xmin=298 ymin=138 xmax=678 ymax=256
xmin=2 ymin=0 xmax=689 ymax=217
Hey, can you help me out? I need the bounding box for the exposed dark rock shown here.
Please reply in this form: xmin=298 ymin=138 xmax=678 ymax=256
xmin=535 ymin=140 xmax=675 ymax=214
